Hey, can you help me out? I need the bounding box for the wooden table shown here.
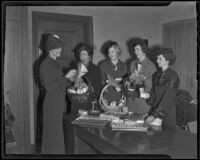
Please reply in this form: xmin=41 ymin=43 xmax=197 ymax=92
xmin=74 ymin=124 xmax=197 ymax=158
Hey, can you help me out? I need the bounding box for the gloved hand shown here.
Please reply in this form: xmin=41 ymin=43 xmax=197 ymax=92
xmin=65 ymin=69 xmax=76 ymax=79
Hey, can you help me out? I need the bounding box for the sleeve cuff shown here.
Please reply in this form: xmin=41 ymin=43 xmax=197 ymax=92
xmin=152 ymin=106 xmax=166 ymax=119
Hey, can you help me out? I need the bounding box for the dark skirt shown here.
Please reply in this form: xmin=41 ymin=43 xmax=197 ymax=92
xmin=41 ymin=93 xmax=65 ymax=154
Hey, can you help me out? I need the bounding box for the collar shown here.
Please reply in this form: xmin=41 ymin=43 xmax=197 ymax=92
xmin=138 ymin=57 xmax=147 ymax=65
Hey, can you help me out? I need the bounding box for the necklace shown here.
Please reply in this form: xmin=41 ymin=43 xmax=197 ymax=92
xmin=111 ymin=60 xmax=118 ymax=71
xmin=114 ymin=65 xmax=118 ymax=71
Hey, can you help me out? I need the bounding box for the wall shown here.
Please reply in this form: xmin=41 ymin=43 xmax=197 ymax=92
xmin=162 ymin=2 xmax=196 ymax=23
xmin=27 ymin=2 xmax=197 ymax=143
xmin=28 ymin=6 xmax=165 ymax=144
xmin=28 ymin=6 xmax=166 ymax=64
xmin=162 ymin=2 xmax=197 ymax=134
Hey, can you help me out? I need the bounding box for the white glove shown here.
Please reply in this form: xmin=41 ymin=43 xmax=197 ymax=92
xmin=149 ymin=118 xmax=162 ymax=126
xmin=77 ymin=64 xmax=88 ymax=78
xmin=140 ymin=92 xmax=150 ymax=99
xmin=65 ymin=69 xmax=76 ymax=79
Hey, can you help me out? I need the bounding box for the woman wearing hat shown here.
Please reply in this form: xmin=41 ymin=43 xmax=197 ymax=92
xmin=72 ymin=42 xmax=102 ymax=113
xmin=100 ymin=41 xmax=128 ymax=84
xmin=145 ymin=48 xmax=180 ymax=128
xmin=39 ymin=34 xmax=75 ymax=154
xmin=65 ymin=43 xmax=103 ymax=154
xmin=126 ymin=39 xmax=156 ymax=114
xmin=100 ymin=41 xmax=128 ymax=110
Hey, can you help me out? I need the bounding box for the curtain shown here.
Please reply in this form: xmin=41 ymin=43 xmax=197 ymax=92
xmin=162 ymin=19 xmax=197 ymax=100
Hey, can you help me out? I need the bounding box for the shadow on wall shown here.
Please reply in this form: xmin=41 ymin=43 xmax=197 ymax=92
xmin=148 ymin=44 xmax=164 ymax=71
xmin=32 ymin=33 xmax=51 ymax=153
xmin=33 ymin=33 xmax=51 ymax=88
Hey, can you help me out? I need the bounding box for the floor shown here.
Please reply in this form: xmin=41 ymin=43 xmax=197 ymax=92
xmin=74 ymin=137 xmax=99 ymax=154
xmin=33 ymin=136 xmax=98 ymax=155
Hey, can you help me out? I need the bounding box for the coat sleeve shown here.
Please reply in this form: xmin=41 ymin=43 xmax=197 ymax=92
xmin=150 ymin=74 xmax=180 ymax=119
xmin=40 ymin=65 xmax=70 ymax=94
xmin=144 ymin=63 xmax=156 ymax=93
xmin=151 ymin=87 xmax=177 ymax=119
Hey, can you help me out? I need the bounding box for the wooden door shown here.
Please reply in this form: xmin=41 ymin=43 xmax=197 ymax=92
xmin=32 ymin=12 xmax=93 ymax=151
xmin=38 ymin=20 xmax=85 ymax=67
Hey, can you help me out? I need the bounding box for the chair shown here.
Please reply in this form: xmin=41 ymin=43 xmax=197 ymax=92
xmin=175 ymin=89 xmax=197 ymax=131
xmin=176 ymin=103 xmax=197 ymax=131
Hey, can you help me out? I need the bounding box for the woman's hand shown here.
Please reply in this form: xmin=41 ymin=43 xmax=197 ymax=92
xmin=141 ymin=113 xmax=149 ymax=120
xmin=145 ymin=116 xmax=155 ymax=125
xmin=140 ymin=92 xmax=150 ymax=99
xmin=65 ymin=69 xmax=76 ymax=79
xmin=107 ymin=79 xmax=119 ymax=87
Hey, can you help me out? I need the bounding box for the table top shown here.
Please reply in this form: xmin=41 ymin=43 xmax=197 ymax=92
xmin=74 ymin=124 xmax=197 ymax=158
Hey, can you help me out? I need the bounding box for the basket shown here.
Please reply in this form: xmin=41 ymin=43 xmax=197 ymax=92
xmin=67 ymin=77 xmax=92 ymax=104
xmin=99 ymin=84 xmax=126 ymax=112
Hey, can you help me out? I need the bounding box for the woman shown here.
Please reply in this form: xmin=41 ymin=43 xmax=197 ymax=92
xmin=145 ymin=48 xmax=180 ymax=128
xmin=100 ymin=41 xmax=128 ymax=110
xmin=65 ymin=43 xmax=102 ymax=154
xmin=100 ymin=41 xmax=128 ymax=84
xmin=70 ymin=43 xmax=102 ymax=114
xmin=126 ymin=39 xmax=156 ymax=114
xmin=39 ymin=34 xmax=76 ymax=154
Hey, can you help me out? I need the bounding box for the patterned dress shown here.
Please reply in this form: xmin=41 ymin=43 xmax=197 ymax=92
xmin=100 ymin=59 xmax=128 ymax=105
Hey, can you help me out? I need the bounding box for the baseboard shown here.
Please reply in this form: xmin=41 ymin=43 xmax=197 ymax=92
xmin=31 ymin=144 xmax=35 ymax=154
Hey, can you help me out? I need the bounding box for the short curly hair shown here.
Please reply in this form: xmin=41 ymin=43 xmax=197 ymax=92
xmin=133 ymin=39 xmax=149 ymax=54
xmin=159 ymin=48 xmax=176 ymax=65
xmin=106 ymin=41 xmax=122 ymax=55
xmin=74 ymin=43 xmax=94 ymax=60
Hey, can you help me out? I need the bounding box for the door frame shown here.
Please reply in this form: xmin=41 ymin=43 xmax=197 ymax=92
xmin=32 ymin=11 xmax=93 ymax=145
xmin=32 ymin=11 xmax=93 ymax=61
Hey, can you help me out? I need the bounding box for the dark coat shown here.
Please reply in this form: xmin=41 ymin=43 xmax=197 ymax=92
xmin=148 ymin=67 xmax=180 ymax=127
xmin=39 ymin=56 xmax=69 ymax=154
xmin=64 ymin=62 xmax=102 ymax=154
xmin=69 ymin=62 xmax=103 ymax=117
